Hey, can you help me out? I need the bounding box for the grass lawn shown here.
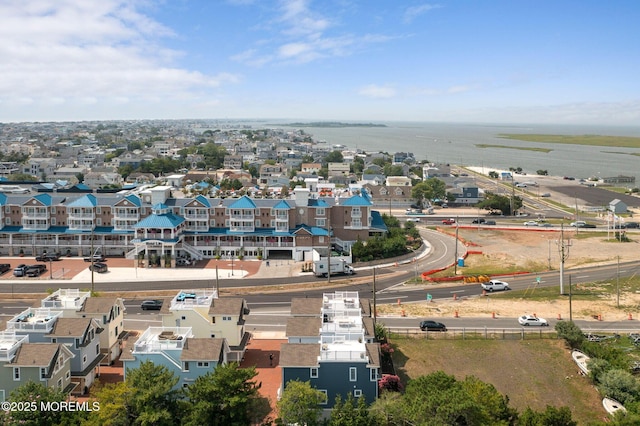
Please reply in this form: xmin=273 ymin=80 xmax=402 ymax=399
xmin=390 ymin=337 xmax=605 ymax=425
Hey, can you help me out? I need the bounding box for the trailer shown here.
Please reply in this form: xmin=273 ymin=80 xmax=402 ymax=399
xmin=313 ymin=258 xmax=355 ymax=277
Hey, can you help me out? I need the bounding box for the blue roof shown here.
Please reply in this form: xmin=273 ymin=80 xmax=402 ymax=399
xmin=273 ymin=200 xmax=291 ymax=209
xmin=0 ymin=193 xmax=6 ymax=205
xmin=370 ymin=211 xmax=388 ymax=231
xmin=293 ymin=225 xmax=329 ymax=236
xmin=134 ymin=213 xmax=185 ymax=228
xmin=32 ymin=193 xmax=53 ymax=206
xmin=152 ymin=203 xmax=168 ymax=210
xmin=124 ymin=195 xmax=141 ymax=206
xmin=195 ymin=194 xmax=211 ymax=207
xmin=75 ymin=183 xmax=91 ymax=190
xmin=229 ymin=196 xmax=257 ymax=209
xmin=341 ymin=194 xmax=372 ymax=206
xmin=308 ymin=199 xmax=329 ymax=207
xmin=66 ymin=194 xmax=97 ymax=208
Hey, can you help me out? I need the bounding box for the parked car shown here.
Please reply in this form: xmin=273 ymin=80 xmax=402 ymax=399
xmin=625 ymin=222 xmax=639 ymax=229
xmin=419 ymin=320 xmax=447 ymax=331
xmin=540 ymin=193 xmax=551 ymax=197
xmin=570 ymin=221 xmax=586 ymax=227
xmin=140 ymin=300 xmax=163 ymax=310
xmin=35 ymin=253 xmax=60 ymax=262
xmin=13 ymin=264 xmax=28 ymax=277
xmin=84 ymin=254 xmax=106 ymax=262
xmin=518 ymin=315 xmax=549 ymax=326
xmin=472 ymin=218 xmax=486 ymax=224
xmin=25 ymin=264 xmax=47 ymax=277
xmin=0 ymin=263 xmax=11 ymax=274
xmin=481 ymin=279 xmax=510 ymax=292
xmin=523 ymin=221 xmax=539 ymax=226
xmin=89 ymin=262 xmax=108 ymax=273
xmin=485 ymin=220 xmax=496 ymax=225
xmin=407 ymin=218 xmax=421 ymax=222
xmin=442 ymin=218 xmax=456 ymax=225
xmin=582 ymin=223 xmax=597 ymax=228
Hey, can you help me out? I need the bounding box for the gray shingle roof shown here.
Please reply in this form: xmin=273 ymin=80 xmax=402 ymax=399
xmin=290 ymin=298 xmax=322 ymax=316
xmin=285 ymin=317 xmax=322 ymax=338
xmin=279 ymin=343 xmax=320 ymax=367
xmin=181 ymin=338 xmax=225 ymax=361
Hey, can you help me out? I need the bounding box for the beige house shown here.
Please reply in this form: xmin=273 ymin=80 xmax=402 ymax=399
xmin=160 ymin=290 xmax=250 ymax=362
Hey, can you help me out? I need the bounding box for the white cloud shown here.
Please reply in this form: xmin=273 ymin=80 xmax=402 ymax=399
xmin=358 ymin=84 xmax=397 ymax=99
xmin=403 ymin=4 xmax=442 ymax=24
xmin=0 ymin=0 xmax=238 ymax=112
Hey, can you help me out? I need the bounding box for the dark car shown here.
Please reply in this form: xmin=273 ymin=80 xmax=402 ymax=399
xmin=625 ymin=222 xmax=639 ymax=229
xmin=35 ymin=253 xmax=60 ymax=262
xmin=89 ymin=262 xmax=108 ymax=273
xmin=25 ymin=264 xmax=47 ymax=277
xmin=582 ymin=223 xmax=597 ymax=228
xmin=485 ymin=220 xmax=497 ymax=225
xmin=471 ymin=218 xmax=486 ymax=224
xmin=141 ymin=300 xmax=163 ymax=310
xmin=0 ymin=263 xmax=11 ymax=274
xmin=419 ymin=320 xmax=447 ymax=332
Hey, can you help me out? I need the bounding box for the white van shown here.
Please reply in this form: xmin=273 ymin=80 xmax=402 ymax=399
xmin=481 ymin=279 xmax=510 ymax=292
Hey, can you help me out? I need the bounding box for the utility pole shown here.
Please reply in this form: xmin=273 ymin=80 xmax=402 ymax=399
xmin=557 ymin=223 xmax=572 ymax=295
xmin=453 ymin=217 xmax=459 ymax=275
xmin=372 ymin=267 xmax=377 ymax=324
xmin=569 ymin=275 xmax=573 ymax=321
xmin=617 ymin=256 xmax=620 ymax=308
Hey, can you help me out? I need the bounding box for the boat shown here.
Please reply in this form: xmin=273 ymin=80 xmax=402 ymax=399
xmin=572 ymin=349 xmax=590 ymax=375
xmin=602 ymin=397 xmax=626 ymax=415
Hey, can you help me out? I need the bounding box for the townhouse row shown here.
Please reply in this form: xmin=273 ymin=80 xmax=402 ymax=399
xmin=0 ymin=181 xmax=386 ymax=266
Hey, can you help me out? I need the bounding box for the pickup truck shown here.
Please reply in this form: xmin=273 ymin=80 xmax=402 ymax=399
xmin=442 ymin=218 xmax=456 ymax=225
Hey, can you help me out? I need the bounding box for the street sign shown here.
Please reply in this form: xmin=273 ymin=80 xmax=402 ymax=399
xmin=426 ymin=293 xmax=433 ymax=302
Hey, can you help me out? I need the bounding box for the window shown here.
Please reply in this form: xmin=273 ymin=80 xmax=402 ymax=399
xmin=183 ymin=362 xmax=190 ymax=372
xmin=223 ymin=316 xmax=232 ymax=321
xmin=349 ymin=367 xmax=357 ymax=382
xmin=57 ymin=378 xmax=63 ymax=390
xmin=181 ymin=316 xmax=186 ymax=320
xmin=197 ymin=362 xmax=210 ymax=368
xmin=40 ymin=368 xmax=47 ymax=380
xmin=318 ymin=390 xmax=328 ymax=405
xmin=65 ymin=371 xmax=70 ymax=380
xmin=315 ymin=219 xmax=326 ymax=227
xmin=13 ymin=367 xmax=20 ymax=381
xmin=317 ymin=207 xmax=325 ymax=216
xmin=52 ymin=338 xmax=57 ymax=343
xmin=310 ymin=367 xmax=318 ymax=378
xmin=354 ymin=389 xmax=362 ymax=397
xmin=211 ymin=317 xmax=216 ymax=324
xmin=370 ymin=368 xmax=379 ymax=381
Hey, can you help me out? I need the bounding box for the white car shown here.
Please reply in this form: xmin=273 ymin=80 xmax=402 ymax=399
xmin=518 ymin=315 xmax=549 ymax=326
xmin=407 ymin=218 xmax=421 ymax=222
xmin=481 ymin=279 xmax=510 ymax=292
xmin=523 ymin=220 xmax=539 ymax=226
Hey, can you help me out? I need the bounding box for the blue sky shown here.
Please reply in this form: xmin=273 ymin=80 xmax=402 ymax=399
xmin=1 ymin=0 xmax=639 ymax=125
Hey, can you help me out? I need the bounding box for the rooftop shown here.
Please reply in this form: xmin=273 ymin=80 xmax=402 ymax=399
xmin=7 ymin=308 xmax=62 ymax=333
xmin=133 ymin=326 xmax=193 ymax=353
xmin=41 ymin=288 xmax=90 ymax=310
xmin=170 ymin=289 xmax=217 ymax=311
xmin=0 ymin=331 xmax=29 ymax=362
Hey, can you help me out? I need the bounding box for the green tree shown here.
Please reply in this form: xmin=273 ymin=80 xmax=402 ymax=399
xmin=383 ymin=164 xmax=404 ymax=176
xmin=330 ymin=393 xmax=376 ymax=426
xmin=477 ymin=192 xmax=522 ymax=215
xmin=325 ymin=151 xmax=344 ymax=163
xmin=84 ymin=381 xmax=129 ymax=426
xmin=598 ymin=369 xmax=640 ymax=406
xmin=554 ymin=321 xmax=585 ymax=349
xmin=411 ymin=178 xmax=446 ymax=207
xmin=8 ymin=172 xmax=38 ymax=182
xmin=2 ymin=381 xmax=88 ymax=425
xmin=126 ymin=360 xmax=180 ymax=425
xmin=518 ymin=405 xmax=577 ymax=426
xmin=277 ymin=380 xmax=325 ymax=426
xmin=181 ymin=363 xmax=263 ymax=426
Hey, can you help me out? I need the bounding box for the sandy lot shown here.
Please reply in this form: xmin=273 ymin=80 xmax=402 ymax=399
xmin=382 ymin=227 xmax=640 ymax=321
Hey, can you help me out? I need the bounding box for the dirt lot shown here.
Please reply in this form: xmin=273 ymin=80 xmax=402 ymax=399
xmin=381 ymin=227 xmax=640 ymax=321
